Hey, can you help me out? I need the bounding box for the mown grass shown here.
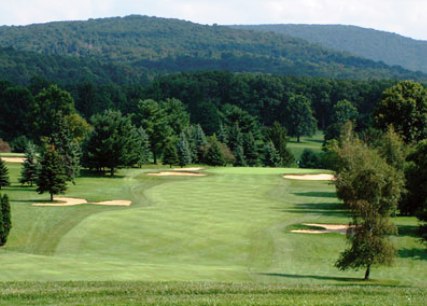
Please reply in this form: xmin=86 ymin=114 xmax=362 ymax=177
xmin=0 ymin=160 xmax=425 ymax=304
xmin=288 ymin=131 xmax=324 ymax=161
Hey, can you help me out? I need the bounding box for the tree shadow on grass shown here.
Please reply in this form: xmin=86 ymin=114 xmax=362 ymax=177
xmin=398 ymin=248 xmax=426 ymax=260
xmin=279 ymin=202 xmax=349 ymax=217
xmin=293 ymin=191 xmax=337 ymax=198
xmin=260 ymin=272 xmax=360 ymax=282
xmin=396 ymin=225 xmax=420 ymax=238
xmin=2 ymin=185 xmax=37 ymax=192
xmin=79 ymin=169 xmax=125 ymax=179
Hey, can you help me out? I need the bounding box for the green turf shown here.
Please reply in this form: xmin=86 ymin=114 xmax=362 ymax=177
xmin=288 ymin=131 xmax=324 ymax=161
xmin=0 ymin=161 xmax=425 ymax=304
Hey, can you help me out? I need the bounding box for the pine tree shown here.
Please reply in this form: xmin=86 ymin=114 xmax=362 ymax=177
xmin=36 ymin=147 xmax=67 ymax=201
xmin=233 ymin=145 xmax=247 ymax=167
xmin=0 ymin=194 xmax=11 ymax=246
xmin=162 ymin=141 xmax=178 ymax=168
xmin=217 ymin=123 xmax=228 ymax=144
xmin=0 ymin=158 xmax=10 ymax=190
xmin=267 ymin=122 xmax=294 ymax=166
xmin=19 ymin=142 xmax=38 ymax=186
xmin=243 ymin=132 xmax=258 ymax=166
xmin=262 ymin=141 xmax=280 ymax=167
xmin=177 ymin=133 xmax=192 ymax=168
xmin=136 ymin=127 xmax=152 ymax=167
xmin=205 ymin=136 xmax=225 ymax=166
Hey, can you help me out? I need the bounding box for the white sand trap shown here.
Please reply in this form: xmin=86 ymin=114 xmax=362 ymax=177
xmin=32 ymin=197 xmax=88 ymax=207
xmin=172 ymin=167 xmax=204 ymax=171
xmin=292 ymin=223 xmax=351 ymax=234
xmin=33 ymin=197 xmax=132 ymax=207
xmin=2 ymin=157 xmax=25 ymax=163
xmin=93 ymin=200 xmax=132 ymax=206
xmin=147 ymin=171 xmax=206 ymax=177
xmin=283 ymin=174 xmax=336 ymax=181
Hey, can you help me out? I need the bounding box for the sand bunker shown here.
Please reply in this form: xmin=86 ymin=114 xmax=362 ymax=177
xmin=1 ymin=157 xmax=25 ymax=163
xmin=93 ymin=200 xmax=132 ymax=206
xmin=283 ymin=174 xmax=336 ymax=181
xmin=291 ymin=223 xmax=350 ymax=234
xmin=33 ymin=197 xmax=132 ymax=207
xmin=172 ymin=167 xmax=204 ymax=172
xmin=147 ymin=171 xmax=206 ymax=177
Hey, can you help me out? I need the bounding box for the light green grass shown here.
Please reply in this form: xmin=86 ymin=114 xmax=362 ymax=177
xmin=0 ymin=161 xmax=425 ymax=303
xmin=288 ymin=131 xmax=324 ymax=160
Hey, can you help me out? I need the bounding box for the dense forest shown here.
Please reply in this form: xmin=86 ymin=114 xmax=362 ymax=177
xmin=234 ymin=24 xmax=427 ymax=74
xmin=0 ymin=15 xmax=425 ymax=84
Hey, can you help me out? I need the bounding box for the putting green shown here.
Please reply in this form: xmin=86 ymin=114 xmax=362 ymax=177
xmin=0 ymin=165 xmax=426 ymax=286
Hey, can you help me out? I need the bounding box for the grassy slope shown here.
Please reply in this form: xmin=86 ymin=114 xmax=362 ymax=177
xmin=287 ymin=131 xmax=324 ymax=161
xmin=0 ymin=161 xmax=425 ymax=304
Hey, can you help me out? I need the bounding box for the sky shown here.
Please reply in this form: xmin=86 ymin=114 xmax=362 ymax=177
xmin=1 ymin=0 xmax=426 ymax=40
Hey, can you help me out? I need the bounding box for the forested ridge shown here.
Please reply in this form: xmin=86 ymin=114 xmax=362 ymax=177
xmin=233 ymin=24 xmax=427 ymax=74
xmin=0 ymin=15 xmax=425 ymax=84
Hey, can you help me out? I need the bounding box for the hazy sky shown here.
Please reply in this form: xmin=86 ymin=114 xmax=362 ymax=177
xmin=1 ymin=0 xmax=425 ymax=40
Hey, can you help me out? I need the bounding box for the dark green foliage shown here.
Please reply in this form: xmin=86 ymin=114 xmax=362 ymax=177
xmin=334 ymin=136 xmax=404 ymax=280
xmin=262 ymin=141 xmax=281 ymax=167
xmin=19 ymin=142 xmax=38 ymax=187
xmin=204 ymin=137 xmax=226 ymax=166
xmin=136 ymin=127 xmax=152 ymax=167
xmin=177 ymin=133 xmax=192 ymax=168
xmin=83 ymin=110 xmax=138 ymax=176
xmin=235 ymin=24 xmax=427 ymax=74
xmin=266 ymin=122 xmax=294 ymax=166
xmin=285 ymin=95 xmax=317 ymax=142
xmin=299 ymin=149 xmax=322 ymax=169
xmin=401 ymin=140 xmax=427 ymax=220
xmin=32 ymin=85 xmax=76 ymax=140
xmin=0 ymin=158 xmax=10 ymax=190
xmin=325 ymin=100 xmax=359 ymax=141
xmin=184 ymin=124 xmax=207 ymax=163
xmin=162 ymin=141 xmax=179 ymax=168
xmin=243 ymin=132 xmax=258 ymax=166
xmin=36 ymin=147 xmax=67 ymax=201
xmin=0 ymin=194 xmax=11 ymax=246
xmin=375 ymin=81 xmax=427 ymax=143
xmin=233 ymin=145 xmax=247 ymax=167
xmin=10 ymin=136 xmax=31 ymax=153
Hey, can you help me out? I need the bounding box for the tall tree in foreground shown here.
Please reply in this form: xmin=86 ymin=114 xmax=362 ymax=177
xmin=284 ymin=94 xmax=317 ymax=143
xmin=267 ymin=122 xmax=294 ymax=166
xmin=19 ymin=142 xmax=38 ymax=186
xmin=36 ymin=147 xmax=67 ymax=202
xmin=334 ymin=133 xmax=404 ymax=280
xmin=0 ymin=194 xmax=11 ymax=246
xmin=177 ymin=133 xmax=192 ymax=168
xmin=0 ymin=158 xmax=10 ymax=190
xmin=162 ymin=141 xmax=178 ymax=168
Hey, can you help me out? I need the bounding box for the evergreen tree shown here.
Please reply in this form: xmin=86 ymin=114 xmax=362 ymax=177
xmin=262 ymin=141 xmax=280 ymax=167
xmin=0 ymin=158 xmax=10 ymax=190
xmin=19 ymin=142 xmax=38 ymax=186
xmin=243 ymin=132 xmax=258 ymax=166
xmin=227 ymin=122 xmax=243 ymax=152
xmin=217 ymin=123 xmax=228 ymax=144
xmin=299 ymin=149 xmax=322 ymax=169
xmin=0 ymin=194 xmax=11 ymax=246
xmin=205 ymin=136 xmax=226 ymax=166
xmin=177 ymin=133 xmax=192 ymax=168
xmin=36 ymin=147 xmax=67 ymax=201
xmin=162 ymin=141 xmax=179 ymax=167
xmin=233 ymin=145 xmax=247 ymax=167
xmin=267 ymin=122 xmax=294 ymax=166
xmin=136 ymin=127 xmax=152 ymax=167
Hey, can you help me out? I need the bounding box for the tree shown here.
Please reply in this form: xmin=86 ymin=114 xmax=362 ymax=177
xmin=19 ymin=142 xmax=38 ymax=186
xmin=162 ymin=141 xmax=178 ymax=167
xmin=204 ymin=136 xmax=226 ymax=166
xmin=243 ymin=132 xmax=258 ymax=166
xmin=177 ymin=133 xmax=192 ymax=167
xmin=401 ymin=140 xmax=427 ymax=223
xmin=136 ymin=127 xmax=152 ymax=167
xmin=375 ymin=81 xmax=427 ymax=143
xmin=262 ymin=141 xmax=281 ymax=167
xmin=36 ymin=147 xmax=67 ymax=201
xmin=267 ymin=122 xmax=294 ymax=166
xmin=325 ymin=100 xmax=359 ymax=141
xmin=0 ymin=158 xmax=10 ymax=190
xmin=285 ymin=94 xmax=317 ymax=142
xmin=334 ymin=137 xmax=404 ymax=280
xmin=233 ymin=145 xmax=247 ymax=167
xmin=83 ymin=110 xmax=139 ymax=176
xmin=299 ymin=149 xmax=322 ymax=169
xmin=0 ymin=194 xmax=11 ymax=246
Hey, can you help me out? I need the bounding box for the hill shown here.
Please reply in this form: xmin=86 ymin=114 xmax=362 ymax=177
xmin=0 ymin=15 xmax=425 ymax=84
xmin=232 ymin=24 xmax=427 ymax=74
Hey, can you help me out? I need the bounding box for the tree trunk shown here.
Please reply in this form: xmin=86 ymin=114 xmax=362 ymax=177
xmin=110 ymin=167 xmax=115 ymax=177
xmin=297 ymin=135 xmax=301 ymax=143
xmin=50 ymin=193 xmax=54 ymax=202
xmin=153 ymin=152 xmax=157 ymax=165
xmin=364 ymin=265 xmax=371 ymax=280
